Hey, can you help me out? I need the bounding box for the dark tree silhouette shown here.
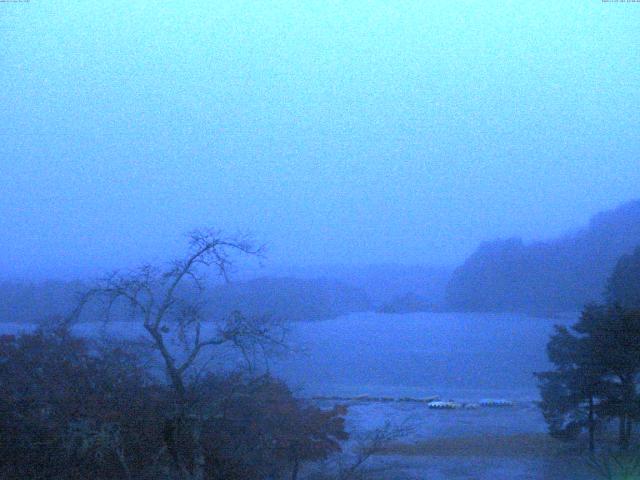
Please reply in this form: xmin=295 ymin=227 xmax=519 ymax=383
xmin=537 ymin=305 xmax=640 ymax=451
xmin=71 ymin=229 xmax=288 ymax=480
xmin=536 ymin=323 xmax=604 ymax=451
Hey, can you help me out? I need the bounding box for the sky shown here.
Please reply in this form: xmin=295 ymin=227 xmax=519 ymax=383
xmin=0 ymin=1 xmax=639 ymax=279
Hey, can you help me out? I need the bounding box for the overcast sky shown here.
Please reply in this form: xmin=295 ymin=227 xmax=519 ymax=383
xmin=1 ymin=1 xmax=639 ymax=279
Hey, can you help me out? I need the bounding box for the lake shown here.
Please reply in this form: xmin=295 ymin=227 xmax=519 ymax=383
xmin=276 ymin=311 xmax=574 ymax=402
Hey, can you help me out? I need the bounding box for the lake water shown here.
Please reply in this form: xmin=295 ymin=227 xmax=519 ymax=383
xmin=275 ymin=311 xmax=574 ymax=402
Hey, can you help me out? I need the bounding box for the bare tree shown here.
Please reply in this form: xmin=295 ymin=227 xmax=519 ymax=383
xmin=304 ymin=421 xmax=412 ymax=480
xmin=69 ymin=229 xmax=288 ymax=480
xmin=336 ymin=421 xmax=412 ymax=480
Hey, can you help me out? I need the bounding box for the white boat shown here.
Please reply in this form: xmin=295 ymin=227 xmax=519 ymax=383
xmin=479 ymin=398 xmax=514 ymax=407
xmin=428 ymin=400 xmax=461 ymax=409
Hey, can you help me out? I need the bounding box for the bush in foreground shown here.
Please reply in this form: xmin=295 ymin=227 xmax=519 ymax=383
xmin=0 ymin=329 xmax=348 ymax=480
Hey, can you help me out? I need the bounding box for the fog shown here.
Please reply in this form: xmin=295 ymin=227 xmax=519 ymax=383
xmin=1 ymin=2 xmax=639 ymax=280
xmin=1 ymin=3 xmax=640 ymax=480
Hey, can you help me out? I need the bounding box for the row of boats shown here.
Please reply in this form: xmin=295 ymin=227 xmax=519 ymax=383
xmin=312 ymin=395 xmax=515 ymax=408
xmin=427 ymin=399 xmax=514 ymax=409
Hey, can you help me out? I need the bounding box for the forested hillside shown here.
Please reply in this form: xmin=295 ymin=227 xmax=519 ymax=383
xmin=445 ymin=200 xmax=640 ymax=313
xmin=207 ymin=277 xmax=371 ymax=322
xmin=0 ymin=276 xmax=371 ymax=324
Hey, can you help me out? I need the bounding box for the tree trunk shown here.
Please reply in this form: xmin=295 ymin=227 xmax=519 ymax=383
xmin=620 ymin=375 xmax=634 ymax=450
xmin=291 ymin=459 xmax=300 ymax=480
xmin=588 ymin=395 xmax=595 ymax=452
xmin=146 ymin=324 xmax=186 ymax=400
xmin=190 ymin=418 xmax=206 ymax=480
xmin=619 ymin=414 xmax=627 ymax=449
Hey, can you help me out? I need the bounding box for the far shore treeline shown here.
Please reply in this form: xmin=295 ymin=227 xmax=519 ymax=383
xmin=2 ymin=200 xmax=640 ymax=323
xmin=446 ymin=200 xmax=640 ymax=314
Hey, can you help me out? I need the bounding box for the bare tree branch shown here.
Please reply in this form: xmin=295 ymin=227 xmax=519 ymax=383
xmin=68 ymin=229 xmax=283 ymax=480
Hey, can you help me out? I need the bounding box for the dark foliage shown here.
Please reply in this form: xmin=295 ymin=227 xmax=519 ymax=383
xmin=0 ymin=327 xmax=164 ymax=479
xmin=194 ymin=374 xmax=348 ymax=480
xmin=537 ymin=306 xmax=640 ymax=451
xmin=0 ymin=329 xmax=348 ymax=480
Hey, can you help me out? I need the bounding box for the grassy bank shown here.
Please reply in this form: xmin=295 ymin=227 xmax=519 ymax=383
xmin=380 ymin=433 xmax=578 ymax=458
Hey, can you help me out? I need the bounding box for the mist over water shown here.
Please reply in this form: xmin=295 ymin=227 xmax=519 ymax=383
xmin=275 ymin=312 xmax=572 ymax=401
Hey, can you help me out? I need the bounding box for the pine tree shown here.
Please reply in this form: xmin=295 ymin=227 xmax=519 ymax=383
xmin=536 ymin=324 xmax=603 ymax=451
xmin=538 ymin=306 xmax=640 ymax=450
